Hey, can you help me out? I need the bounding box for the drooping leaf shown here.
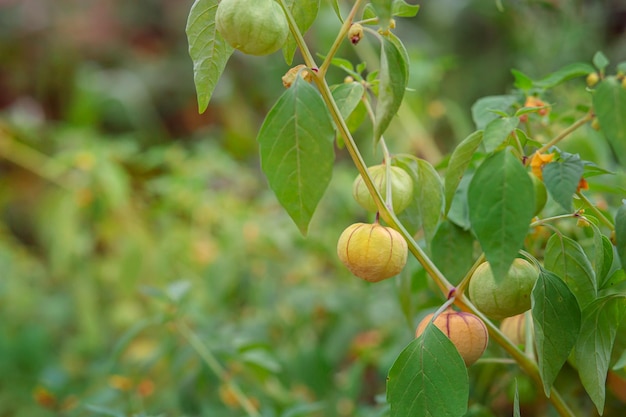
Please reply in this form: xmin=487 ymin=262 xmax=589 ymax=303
xmin=444 ymin=130 xmax=483 ymax=214
xmin=470 ymin=95 xmax=517 ymax=129
xmin=374 ymin=35 xmax=408 ymax=143
xmin=593 ymin=51 xmax=610 ymax=73
xmin=431 ymin=220 xmax=476 ymax=285
xmin=594 ymin=76 xmax=626 ymax=167
xmin=330 ymin=82 xmax=365 ymax=120
xmin=533 ymin=62 xmax=595 ymax=89
xmin=468 ymin=151 xmax=535 ymax=280
xmin=544 ymin=234 xmax=597 ymax=308
xmin=532 ymin=269 xmax=581 ymax=396
xmin=482 ymin=116 xmax=520 ymax=153
xmin=543 ymin=153 xmax=584 ymax=211
xmin=599 ymin=235 xmax=616 ymax=289
xmin=186 ymin=0 xmax=234 ymax=113
xmin=387 ymin=323 xmax=469 ymax=417
xmin=257 ymin=77 xmax=335 ymax=235
xmin=282 ymin=0 xmax=319 ymax=65
xmin=394 ymin=155 xmax=444 ymax=244
xmin=392 ymin=0 xmax=420 ymax=17
xmin=616 ymin=203 xmax=626 ymax=272
xmin=574 ymin=295 xmax=626 ymax=414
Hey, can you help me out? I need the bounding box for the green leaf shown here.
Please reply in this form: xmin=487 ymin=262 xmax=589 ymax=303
xmin=374 ymin=35 xmax=409 ymax=143
xmin=387 ymin=323 xmax=469 ymax=417
xmin=370 ymin=0 xmax=393 ymax=28
xmin=511 ymin=69 xmax=533 ymax=91
xmin=599 ymin=235 xmax=616 ymax=289
xmin=468 ymin=151 xmax=535 ymax=280
xmin=544 ymin=234 xmax=597 ymax=308
xmin=330 ymin=82 xmax=365 ymax=120
xmin=593 ymin=76 xmax=626 ymax=167
xmin=282 ymin=0 xmax=319 ymax=65
xmin=574 ymin=295 xmax=626 ymax=414
xmin=447 ymin=172 xmax=473 ymax=231
xmin=329 ymin=0 xmax=342 ymax=22
xmin=471 ymin=95 xmax=518 ymax=129
xmin=532 ymin=269 xmax=581 ymax=396
xmin=533 ymin=62 xmax=595 ymax=89
xmin=257 ymin=77 xmax=335 ymax=235
xmin=394 ymin=156 xmax=444 ymax=244
xmin=616 ymin=203 xmax=626 ymax=271
xmin=593 ymin=51 xmax=610 ymax=72
xmin=542 ymin=153 xmax=584 ymax=211
xmin=186 ymin=0 xmax=234 ymax=113
xmin=444 ymin=131 xmax=483 ymax=214
xmin=482 ymin=117 xmax=519 ymax=153
xmin=392 ymin=0 xmax=420 ymax=17
xmin=431 ymin=220 xmax=476 ymax=285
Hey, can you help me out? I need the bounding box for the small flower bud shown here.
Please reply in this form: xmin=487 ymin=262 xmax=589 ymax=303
xmin=348 ymin=23 xmax=364 ymax=45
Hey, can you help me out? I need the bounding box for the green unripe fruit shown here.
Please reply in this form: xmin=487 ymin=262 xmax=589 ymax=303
xmin=352 ymin=164 xmax=413 ymax=214
xmin=468 ymin=258 xmax=539 ymax=320
xmin=415 ymin=309 xmax=489 ymax=367
xmin=529 ymin=172 xmax=547 ymax=216
xmin=337 ymin=222 xmax=407 ymax=282
xmin=216 ymin=0 xmax=288 ymax=56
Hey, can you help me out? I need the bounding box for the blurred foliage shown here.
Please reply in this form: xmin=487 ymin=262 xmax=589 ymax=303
xmin=0 ymin=0 xmax=625 ymax=416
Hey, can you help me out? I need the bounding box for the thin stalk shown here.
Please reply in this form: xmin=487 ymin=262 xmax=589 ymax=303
xmin=454 ymin=253 xmax=485 ymax=298
xmin=176 ymin=321 xmax=261 ymax=417
xmin=536 ymin=112 xmax=594 ymax=154
xmin=576 ymin=191 xmax=615 ymax=231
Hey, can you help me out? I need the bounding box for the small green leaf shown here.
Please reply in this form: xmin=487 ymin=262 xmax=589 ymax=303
xmin=282 ymin=0 xmax=319 ymax=65
xmin=532 ymin=269 xmax=581 ymax=396
xmin=471 ymin=95 xmax=518 ymax=129
xmin=392 ymin=0 xmax=420 ymax=17
xmin=444 ymin=131 xmax=483 ymax=214
xmin=374 ymin=35 xmax=409 ymax=142
xmin=330 ymin=82 xmax=365 ymax=120
xmin=533 ymin=62 xmax=595 ymax=88
xmin=544 ymin=234 xmax=597 ymax=308
xmin=616 ymin=203 xmax=626 ymax=272
xmin=511 ymin=69 xmax=533 ymax=91
xmin=257 ymin=77 xmax=335 ymax=235
xmin=431 ymin=220 xmax=476 ymax=285
xmin=468 ymin=151 xmax=535 ymax=280
xmin=186 ymin=0 xmax=234 ymax=113
xmin=387 ymin=323 xmax=469 ymax=417
xmin=482 ymin=117 xmax=519 ymax=153
xmin=543 ymin=153 xmax=584 ymax=211
xmin=593 ymin=51 xmax=610 ymax=72
xmin=574 ymin=295 xmax=626 ymax=414
xmin=593 ymin=76 xmax=626 ymax=167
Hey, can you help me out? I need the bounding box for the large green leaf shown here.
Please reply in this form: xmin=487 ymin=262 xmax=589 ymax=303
xmin=543 ymin=152 xmax=584 ymax=211
xmin=615 ymin=203 xmax=626 ymax=271
xmin=282 ymin=0 xmax=319 ymax=65
xmin=482 ymin=116 xmax=519 ymax=153
xmin=470 ymin=95 xmax=517 ymax=129
xmin=594 ymin=76 xmax=626 ymax=167
xmin=431 ymin=220 xmax=476 ymax=285
xmin=387 ymin=323 xmax=469 ymax=417
xmin=444 ymin=130 xmax=483 ymax=214
xmin=544 ymin=234 xmax=597 ymax=308
xmin=186 ymin=0 xmax=234 ymax=113
xmin=468 ymin=151 xmax=535 ymax=280
xmin=532 ymin=269 xmax=581 ymax=396
xmin=257 ymin=77 xmax=335 ymax=235
xmin=374 ymin=35 xmax=408 ymax=143
xmin=574 ymin=295 xmax=626 ymax=414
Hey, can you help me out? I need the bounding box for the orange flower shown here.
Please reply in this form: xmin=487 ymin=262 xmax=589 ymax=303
xmin=530 ymin=152 xmax=555 ymax=180
xmin=576 ymin=178 xmax=589 ymax=192
xmin=524 ymin=96 xmax=550 ymax=116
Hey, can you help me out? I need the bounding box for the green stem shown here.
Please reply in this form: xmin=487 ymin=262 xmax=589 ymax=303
xmin=576 ymin=191 xmax=615 ymax=231
xmin=536 ymin=112 xmax=594 ymax=154
xmin=176 ymin=321 xmax=261 ymax=417
xmin=454 ymin=253 xmax=485 ymax=298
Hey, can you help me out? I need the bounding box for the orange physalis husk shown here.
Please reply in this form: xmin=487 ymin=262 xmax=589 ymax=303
xmin=530 ymin=152 xmax=555 ymax=180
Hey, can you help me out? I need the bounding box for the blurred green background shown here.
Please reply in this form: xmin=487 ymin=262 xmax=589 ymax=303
xmin=0 ymin=1 xmax=625 ymax=416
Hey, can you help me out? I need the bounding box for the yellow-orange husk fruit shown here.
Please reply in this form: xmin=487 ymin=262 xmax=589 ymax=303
xmin=337 ymin=222 xmax=408 ymax=282
xmin=499 ymin=313 xmax=532 ymax=347
xmin=415 ymin=309 xmax=489 ymax=366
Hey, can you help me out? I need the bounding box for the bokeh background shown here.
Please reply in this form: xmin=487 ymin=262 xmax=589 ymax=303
xmin=0 ymin=0 xmax=625 ymax=416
